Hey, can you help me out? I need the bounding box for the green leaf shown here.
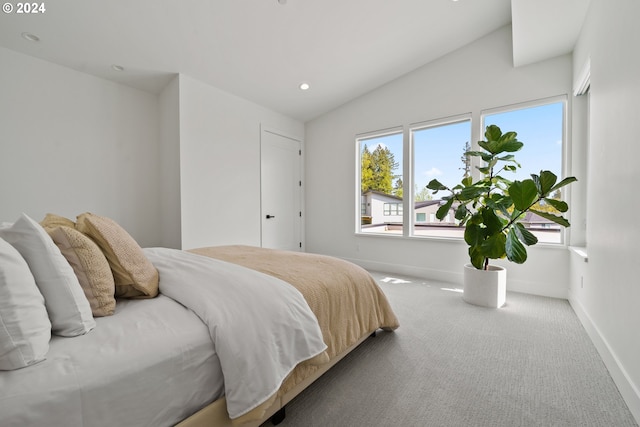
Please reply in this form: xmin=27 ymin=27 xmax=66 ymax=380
xmin=530 ymin=209 xmax=571 ymax=227
xmin=458 ymin=185 xmax=487 ymax=201
xmin=482 ymin=208 xmax=505 ymax=235
xmin=543 ymin=198 xmax=568 ymax=212
xmin=550 ymin=176 xmax=578 ymax=192
xmin=509 ymin=180 xmax=538 ymax=211
xmin=479 ymin=233 xmax=507 ymax=259
xmin=480 ymin=153 xmax=494 ymax=162
xmin=486 ymin=196 xmax=512 ymax=218
xmin=426 ymin=179 xmax=447 ymax=191
xmin=464 ymin=222 xmax=483 ymax=246
xmin=537 ymin=170 xmax=558 ymax=195
xmin=484 ymin=124 xmax=502 ymax=142
xmin=505 ymin=228 xmax=528 ymax=264
xmin=514 ymin=223 xmax=538 ymax=246
xmin=454 ymin=204 xmax=468 ymax=221
xmin=468 ymin=245 xmax=485 ymax=270
xmin=435 ymin=199 xmax=454 ymax=221
xmin=498 ymin=139 xmax=524 ymax=153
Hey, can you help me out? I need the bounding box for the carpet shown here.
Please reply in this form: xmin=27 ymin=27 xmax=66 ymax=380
xmin=267 ymin=271 xmax=637 ymax=427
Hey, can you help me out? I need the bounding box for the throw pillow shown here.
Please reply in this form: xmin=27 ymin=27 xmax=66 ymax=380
xmin=76 ymin=213 xmax=158 ymax=298
xmin=49 ymin=226 xmax=116 ymax=317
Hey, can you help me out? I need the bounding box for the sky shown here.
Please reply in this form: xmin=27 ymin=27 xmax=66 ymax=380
xmin=361 ymin=101 xmax=564 ymax=199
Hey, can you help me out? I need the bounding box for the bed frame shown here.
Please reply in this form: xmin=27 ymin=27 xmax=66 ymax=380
xmin=176 ymin=330 xmax=376 ymax=427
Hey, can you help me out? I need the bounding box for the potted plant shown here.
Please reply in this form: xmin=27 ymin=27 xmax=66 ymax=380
xmin=426 ymin=125 xmax=577 ymax=308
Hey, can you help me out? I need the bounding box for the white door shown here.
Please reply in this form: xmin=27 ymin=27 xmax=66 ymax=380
xmin=261 ymin=128 xmax=302 ymax=251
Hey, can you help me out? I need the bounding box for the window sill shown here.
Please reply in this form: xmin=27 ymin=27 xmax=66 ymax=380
xmin=569 ymin=246 xmax=589 ymax=262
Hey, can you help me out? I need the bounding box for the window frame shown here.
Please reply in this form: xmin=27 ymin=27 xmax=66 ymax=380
xmin=408 ymin=113 xmax=472 ymax=239
xmin=354 ymin=95 xmax=571 ymax=248
xmin=355 ymin=126 xmax=404 ymax=235
xmin=480 ymin=95 xmax=569 ymax=245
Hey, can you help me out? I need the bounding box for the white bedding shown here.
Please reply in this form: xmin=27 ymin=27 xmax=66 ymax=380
xmin=144 ymin=247 xmax=327 ymax=420
xmin=0 ymin=295 xmax=222 ymax=427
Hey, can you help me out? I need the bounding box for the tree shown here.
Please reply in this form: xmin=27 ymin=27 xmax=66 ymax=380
xmin=393 ymin=178 xmax=403 ymax=198
xmin=415 ymin=185 xmax=432 ymax=202
xmin=361 ymin=144 xmax=399 ymax=195
xmin=361 ymin=145 xmax=374 ymax=193
xmin=460 ymin=141 xmax=471 ymax=178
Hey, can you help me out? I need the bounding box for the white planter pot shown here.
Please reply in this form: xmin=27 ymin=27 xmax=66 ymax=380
xmin=463 ymin=264 xmax=506 ymax=308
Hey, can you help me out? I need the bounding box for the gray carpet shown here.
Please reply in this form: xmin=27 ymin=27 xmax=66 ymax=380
xmin=266 ymin=271 xmax=638 ymax=427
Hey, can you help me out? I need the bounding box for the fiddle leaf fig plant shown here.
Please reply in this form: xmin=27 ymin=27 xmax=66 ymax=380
xmin=427 ymin=125 xmax=577 ymax=270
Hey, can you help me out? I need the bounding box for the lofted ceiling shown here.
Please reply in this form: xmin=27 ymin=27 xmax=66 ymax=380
xmin=0 ymin=0 xmax=590 ymax=122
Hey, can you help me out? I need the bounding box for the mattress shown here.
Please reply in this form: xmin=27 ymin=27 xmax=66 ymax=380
xmin=0 ymin=295 xmax=223 ymax=427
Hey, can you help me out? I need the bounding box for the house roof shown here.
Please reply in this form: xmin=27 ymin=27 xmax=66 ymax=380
xmin=414 ymin=200 xmax=443 ymax=209
xmin=363 ymin=190 xmax=402 ymax=202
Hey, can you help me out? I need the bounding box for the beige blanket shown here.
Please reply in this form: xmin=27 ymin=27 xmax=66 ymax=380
xmin=188 ymin=245 xmax=400 ymax=423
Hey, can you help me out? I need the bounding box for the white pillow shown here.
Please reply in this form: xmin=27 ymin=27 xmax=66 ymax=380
xmin=0 ymin=238 xmax=51 ymax=370
xmin=0 ymin=214 xmax=95 ymax=337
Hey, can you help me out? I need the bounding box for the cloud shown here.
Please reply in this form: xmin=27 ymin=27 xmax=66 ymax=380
xmin=423 ymin=167 xmax=443 ymax=177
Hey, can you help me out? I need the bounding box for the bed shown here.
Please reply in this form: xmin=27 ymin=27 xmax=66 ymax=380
xmin=0 ymin=213 xmax=399 ymax=427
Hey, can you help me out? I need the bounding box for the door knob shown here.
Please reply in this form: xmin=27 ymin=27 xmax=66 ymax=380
xmin=266 ymin=214 xmax=275 ymax=219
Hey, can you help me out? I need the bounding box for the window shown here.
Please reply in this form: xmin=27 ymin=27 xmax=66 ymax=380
xmin=384 ymin=203 xmax=402 ymax=216
xmin=481 ymin=97 xmax=567 ymax=243
xmin=411 ymin=117 xmax=471 ymax=238
xmin=358 ymin=130 xmax=403 ymax=235
xmin=355 ymin=96 xmax=568 ymax=245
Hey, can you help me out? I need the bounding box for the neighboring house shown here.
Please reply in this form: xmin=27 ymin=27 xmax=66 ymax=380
xmin=363 ymin=192 xmax=458 ymax=226
xmin=361 ymin=191 xmax=403 ymax=225
xmin=520 ymin=211 xmax=561 ymax=231
xmin=414 ymin=200 xmax=457 ymax=226
xmin=364 ymin=193 xmax=560 ymax=231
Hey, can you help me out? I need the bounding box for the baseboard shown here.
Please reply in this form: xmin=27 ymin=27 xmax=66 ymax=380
xmin=344 ymin=257 xmax=463 ymax=286
xmin=569 ymin=295 xmax=640 ymax=424
xmin=344 ymin=257 xmax=566 ymax=299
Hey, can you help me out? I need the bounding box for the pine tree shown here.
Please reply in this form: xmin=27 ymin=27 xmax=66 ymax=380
xmin=361 ymin=144 xmax=399 ymax=195
xmin=361 ymin=145 xmax=374 ymax=192
xmin=393 ymin=178 xmax=403 ymax=198
xmin=460 ymin=141 xmax=471 ymax=178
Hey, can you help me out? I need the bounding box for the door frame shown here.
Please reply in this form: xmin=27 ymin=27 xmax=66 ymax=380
xmin=260 ymin=124 xmax=305 ymax=251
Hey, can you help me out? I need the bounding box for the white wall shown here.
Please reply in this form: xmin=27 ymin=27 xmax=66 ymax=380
xmin=0 ymin=47 xmax=161 ymax=247
xmin=569 ymin=0 xmax=640 ymax=420
xmin=305 ymin=25 xmax=574 ymax=298
xmin=177 ymin=74 xmax=304 ymax=250
xmin=158 ymin=75 xmax=182 ymax=249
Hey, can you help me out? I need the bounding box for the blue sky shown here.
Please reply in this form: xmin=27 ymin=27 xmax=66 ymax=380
xmin=361 ymin=101 xmax=564 ymax=198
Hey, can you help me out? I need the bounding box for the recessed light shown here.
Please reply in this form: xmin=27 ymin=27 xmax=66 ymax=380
xmin=299 ymin=82 xmax=310 ymax=91
xmin=277 ymin=0 xmax=287 ymax=4
xmin=21 ymin=32 xmax=40 ymax=42
xmin=111 ymin=64 xmax=125 ymax=72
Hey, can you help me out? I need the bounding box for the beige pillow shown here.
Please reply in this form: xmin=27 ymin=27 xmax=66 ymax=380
xmin=40 ymin=213 xmax=75 ymax=230
xmin=49 ymin=227 xmax=116 ymax=316
xmin=76 ymin=213 xmax=158 ymax=299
